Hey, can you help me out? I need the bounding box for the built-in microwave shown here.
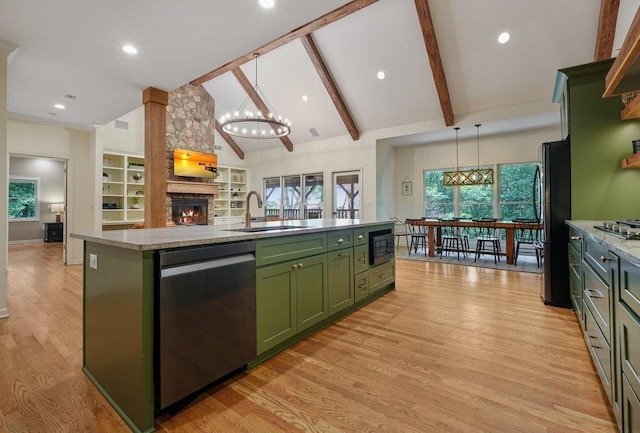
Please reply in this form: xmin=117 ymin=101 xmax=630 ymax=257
xmin=369 ymin=229 xmax=395 ymax=265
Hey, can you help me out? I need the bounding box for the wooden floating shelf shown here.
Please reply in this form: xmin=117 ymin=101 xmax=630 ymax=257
xmin=604 ymin=7 xmax=640 ymax=97
xmin=622 ymin=93 xmax=640 ymax=120
xmin=166 ymin=181 xmax=218 ymax=195
xmin=621 ymin=152 xmax=640 ymax=168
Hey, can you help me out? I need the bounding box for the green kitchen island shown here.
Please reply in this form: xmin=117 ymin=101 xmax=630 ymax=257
xmin=71 ymin=219 xmax=395 ymax=433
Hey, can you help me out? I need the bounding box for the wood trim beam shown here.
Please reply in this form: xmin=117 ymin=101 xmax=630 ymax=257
xmin=604 ymin=6 xmax=640 ymax=96
xmin=190 ymin=0 xmax=379 ymax=86
xmin=301 ymin=34 xmax=360 ymax=141
xmin=594 ymin=0 xmax=620 ymax=61
xmin=414 ymin=0 xmax=454 ymax=126
xmin=214 ymin=120 xmax=245 ymax=160
xmin=231 ymin=67 xmax=294 ymax=152
xmin=142 ymin=87 xmax=168 ymax=228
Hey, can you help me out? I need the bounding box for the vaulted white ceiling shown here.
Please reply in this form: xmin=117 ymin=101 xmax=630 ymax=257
xmin=1 ymin=0 xmax=638 ymax=154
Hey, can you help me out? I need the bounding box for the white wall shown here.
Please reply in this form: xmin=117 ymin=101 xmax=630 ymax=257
xmin=101 ymin=106 xmax=144 ymax=154
xmin=8 ymin=119 xmax=93 ymax=265
xmin=393 ymin=126 xmax=561 ymax=220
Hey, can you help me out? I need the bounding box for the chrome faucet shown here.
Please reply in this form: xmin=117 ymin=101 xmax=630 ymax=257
xmin=245 ymin=191 xmax=263 ymax=228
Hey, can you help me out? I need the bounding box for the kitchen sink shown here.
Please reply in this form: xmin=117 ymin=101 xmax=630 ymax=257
xmin=225 ymin=225 xmax=309 ymax=233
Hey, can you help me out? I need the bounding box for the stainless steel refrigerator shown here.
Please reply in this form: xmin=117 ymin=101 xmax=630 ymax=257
xmin=541 ymin=139 xmax=572 ymax=307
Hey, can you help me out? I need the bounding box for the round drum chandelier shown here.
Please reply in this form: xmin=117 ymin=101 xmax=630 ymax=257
xmin=219 ymin=53 xmax=291 ymax=139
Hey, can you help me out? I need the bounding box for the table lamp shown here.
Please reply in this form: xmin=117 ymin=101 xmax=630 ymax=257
xmin=51 ymin=203 xmax=65 ymax=223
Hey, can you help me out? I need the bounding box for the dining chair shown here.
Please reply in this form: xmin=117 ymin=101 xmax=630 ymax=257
xmin=473 ymin=218 xmax=501 ymax=264
xmin=405 ymin=219 xmax=427 ymax=256
xmin=513 ymin=218 xmax=543 ymax=267
xmin=392 ymin=217 xmax=411 ymax=251
xmin=438 ymin=219 xmax=467 ymax=260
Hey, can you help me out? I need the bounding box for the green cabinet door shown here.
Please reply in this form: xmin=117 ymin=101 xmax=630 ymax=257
xmin=296 ymin=254 xmax=328 ymax=332
xmin=328 ymin=249 xmax=354 ymax=316
xmin=354 ymin=271 xmax=369 ymax=302
xmin=257 ymin=261 xmax=297 ymax=354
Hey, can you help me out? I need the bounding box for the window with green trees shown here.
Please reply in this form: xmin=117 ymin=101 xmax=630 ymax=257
xmin=9 ymin=177 xmax=39 ymax=221
xmin=423 ymin=162 xmax=539 ymax=221
xmin=424 ymin=169 xmax=454 ymax=218
xmin=499 ymin=163 xmax=539 ymax=221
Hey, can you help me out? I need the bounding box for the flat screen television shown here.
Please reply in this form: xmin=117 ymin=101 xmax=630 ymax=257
xmin=173 ymin=148 xmax=217 ymax=179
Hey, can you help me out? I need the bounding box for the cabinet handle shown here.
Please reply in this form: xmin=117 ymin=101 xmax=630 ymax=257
xmin=590 ymin=344 xmax=603 ymax=349
xmin=570 ymin=236 xmax=581 ymax=240
xmin=358 ymin=234 xmax=364 ymax=240
xmin=298 ymin=262 xmax=304 ymax=268
xmin=292 ymin=264 xmax=298 ymax=270
xmin=587 ymin=289 xmax=605 ymax=299
xmin=338 ymin=238 xmax=344 ymax=243
xmin=360 ymin=257 xmax=367 ymax=263
xmin=378 ymin=273 xmax=389 ymax=279
xmin=337 ymin=253 xmax=347 ymax=258
xmin=600 ymin=256 xmax=611 ymax=263
xmin=358 ymin=284 xmax=368 ymax=289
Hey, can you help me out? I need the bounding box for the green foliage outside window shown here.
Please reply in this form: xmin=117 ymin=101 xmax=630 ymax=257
xmin=9 ymin=178 xmax=38 ymax=220
xmin=499 ymin=163 xmax=539 ymax=221
xmin=424 ymin=162 xmax=539 ymax=221
xmin=424 ymin=170 xmax=454 ymax=218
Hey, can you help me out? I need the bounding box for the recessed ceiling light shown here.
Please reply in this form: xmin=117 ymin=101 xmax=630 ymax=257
xmin=259 ymin=0 xmax=275 ymax=8
xmin=122 ymin=45 xmax=138 ymax=54
xmin=498 ymin=32 xmax=510 ymax=44
xmin=377 ymin=71 xmax=386 ymax=80
xmin=54 ymin=103 xmax=66 ymax=110
xmin=301 ymin=95 xmax=309 ymax=102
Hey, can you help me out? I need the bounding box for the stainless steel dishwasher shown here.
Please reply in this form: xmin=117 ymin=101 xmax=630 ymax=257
xmin=156 ymin=241 xmax=256 ymax=411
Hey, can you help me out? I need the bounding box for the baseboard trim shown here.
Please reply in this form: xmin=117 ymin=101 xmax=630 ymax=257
xmin=0 ymin=308 xmax=9 ymax=319
xmin=9 ymin=239 xmax=43 ymax=244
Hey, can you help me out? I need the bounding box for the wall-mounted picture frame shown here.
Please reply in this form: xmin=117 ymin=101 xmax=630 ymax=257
xmin=402 ymin=180 xmax=412 ymax=196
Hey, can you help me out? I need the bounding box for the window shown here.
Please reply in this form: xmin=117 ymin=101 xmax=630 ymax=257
xmin=424 ymin=162 xmax=538 ymax=221
xmin=9 ymin=177 xmax=40 ymax=221
xmin=460 ymin=178 xmax=494 ymax=219
xmin=499 ymin=163 xmax=539 ymax=221
xmin=263 ymin=173 xmax=324 ymax=219
xmin=424 ymin=169 xmax=454 ymax=218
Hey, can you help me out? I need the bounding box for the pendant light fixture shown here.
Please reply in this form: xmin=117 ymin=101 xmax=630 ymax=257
xmin=219 ymin=53 xmax=291 ymax=139
xmin=443 ymin=124 xmax=494 ymax=186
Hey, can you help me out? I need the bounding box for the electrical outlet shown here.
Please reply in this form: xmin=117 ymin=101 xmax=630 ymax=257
xmin=89 ymin=254 xmax=98 ymax=270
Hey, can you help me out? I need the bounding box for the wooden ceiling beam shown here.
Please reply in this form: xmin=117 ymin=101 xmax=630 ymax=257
xmin=414 ymin=0 xmax=454 ymax=127
xmin=214 ymin=120 xmax=245 ymax=160
xmin=594 ymin=0 xmax=620 ymax=61
xmin=190 ymin=0 xmax=379 ymax=86
xmin=231 ymin=68 xmax=294 ymax=152
xmin=301 ymin=34 xmax=360 ymax=141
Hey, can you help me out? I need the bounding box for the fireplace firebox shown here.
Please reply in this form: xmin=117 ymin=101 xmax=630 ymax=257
xmin=172 ymin=199 xmax=208 ymax=225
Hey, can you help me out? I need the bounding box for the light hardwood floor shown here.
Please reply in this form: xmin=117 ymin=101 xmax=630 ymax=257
xmin=0 ymin=243 xmax=616 ymax=432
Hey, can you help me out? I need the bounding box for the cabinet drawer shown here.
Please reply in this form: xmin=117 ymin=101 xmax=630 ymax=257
xmin=583 ymin=233 xmax=611 ymax=283
xmin=621 ymin=258 xmax=640 ymax=319
xmin=257 ymin=233 xmax=327 ymax=267
xmin=568 ymin=226 xmax=583 ymax=253
xmin=623 ymin=374 xmax=640 ymax=433
xmin=619 ymin=302 xmax=640 ymax=402
xmin=327 ymin=229 xmax=354 ymax=251
xmin=353 ymin=227 xmax=368 ymax=246
xmin=582 ymin=261 xmax=611 ymax=344
xmin=354 ymin=271 xmax=369 ymax=302
xmin=354 ymin=244 xmax=369 ymax=274
xmin=584 ymin=303 xmax=612 ymax=403
xmin=369 ymin=260 xmax=395 ymax=295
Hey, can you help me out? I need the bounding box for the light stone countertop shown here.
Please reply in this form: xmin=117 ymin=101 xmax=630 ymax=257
xmin=71 ymin=218 xmax=393 ymax=252
xmin=566 ymin=220 xmax=640 ymax=266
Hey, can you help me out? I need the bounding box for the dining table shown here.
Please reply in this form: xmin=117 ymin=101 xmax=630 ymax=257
xmin=406 ymin=219 xmax=544 ymax=265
